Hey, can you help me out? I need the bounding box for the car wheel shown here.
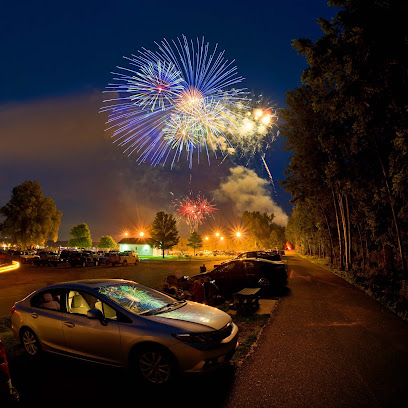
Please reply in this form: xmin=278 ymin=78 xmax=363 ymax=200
xmin=132 ymin=346 xmax=177 ymax=385
xmin=122 ymin=260 xmax=127 ymax=267
xmin=21 ymin=328 xmax=42 ymax=357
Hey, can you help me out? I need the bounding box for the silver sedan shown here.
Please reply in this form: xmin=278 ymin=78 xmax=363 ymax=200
xmin=11 ymin=279 xmax=238 ymax=385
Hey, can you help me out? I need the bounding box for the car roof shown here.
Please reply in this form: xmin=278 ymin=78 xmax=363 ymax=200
xmin=33 ymin=278 xmax=137 ymax=292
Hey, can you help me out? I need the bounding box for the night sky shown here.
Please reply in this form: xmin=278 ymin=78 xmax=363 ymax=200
xmin=0 ymin=0 xmax=336 ymax=242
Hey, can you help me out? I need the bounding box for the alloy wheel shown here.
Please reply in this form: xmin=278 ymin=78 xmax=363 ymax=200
xmin=139 ymin=351 xmax=171 ymax=384
xmin=22 ymin=330 xmax=39 ymax=356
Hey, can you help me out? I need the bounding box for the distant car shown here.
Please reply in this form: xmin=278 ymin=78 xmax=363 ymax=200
xmin=236 ymin=250 xmax=282 ymax=262
xmin=181 ymin=258 xmax=288 ymax=297
xmin=0 ymin=338 xmax=19 ymax=405
xmin=20 ymin=251 xmax=40 ymax=264
xmin=69 ymin=251 xmax=98 ymax=267
xmin=34 ymin=251 xmax=61 ymax=267
xmin=107 ymin=251 xmax=140 ymax=266
xmin=59 ymin=249 xmax=72 ymax=263
xmin=11 ymin=279 xmax=238 ymax=385
xmin=0 ymin=252 xmax=12 ymax=266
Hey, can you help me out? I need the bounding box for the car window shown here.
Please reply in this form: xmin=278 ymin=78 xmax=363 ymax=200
xmin=31 ymin=289 xmax=64 ymax=311
xmin=216 ymin=262 xmax=236 ymax=274
xmin=97 ymin=282 xmax=180 ymax=315
xmin=243 ymin=260 xmax=259 ymax=274
xmin=67 ymin=290 xmax=96 ymax=316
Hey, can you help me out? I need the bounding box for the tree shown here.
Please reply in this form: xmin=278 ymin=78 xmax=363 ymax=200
xmin=187 ymin=231 xmax=203 ymax=256
xmin=0 ymin=180 xmax=62 ymax=248
xmin=68 ymin=223 xmax=92 ymax=248
xmin=97 ymin=235 xmax=117 ymax=250
xmin=242 ymin=211 xmax=285 ymax=250
xmin=282 ymin=0 xmax=408 ymax=276
xmin=149 ymin=212 xmax=179 ymax=258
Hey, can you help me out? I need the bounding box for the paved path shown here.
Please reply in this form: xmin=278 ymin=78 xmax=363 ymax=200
xmin=223 ymin=252 xmax=408 ymax=408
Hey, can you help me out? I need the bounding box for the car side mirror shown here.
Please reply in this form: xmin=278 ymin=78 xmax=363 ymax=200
xmin=87 ymin=308 xmax=107 ymax=326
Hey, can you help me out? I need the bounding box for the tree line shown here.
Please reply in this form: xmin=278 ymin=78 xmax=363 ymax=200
xmin=0 ymin=181 xmax=287 ymax=256
xmin=282 ymin=0 xmax=408 ymax=279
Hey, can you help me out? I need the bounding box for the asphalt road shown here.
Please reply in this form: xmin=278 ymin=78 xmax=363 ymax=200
xmin=223 ymin=252 xmax=408 ymax=408
xmin=4 ymin=253 xmax=408 ymax=408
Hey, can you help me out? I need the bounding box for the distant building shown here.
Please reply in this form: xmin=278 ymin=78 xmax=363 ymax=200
xmin=117 ymin=237 xmax=161 ymax=256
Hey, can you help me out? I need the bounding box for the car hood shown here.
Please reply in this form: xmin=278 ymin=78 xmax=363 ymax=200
xmin=153 ymin=301 xmax=231 ymax=331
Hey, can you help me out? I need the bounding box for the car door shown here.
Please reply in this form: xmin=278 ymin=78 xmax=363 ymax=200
xmin=211 ymin=261 xmax=243 ymax=294
xmin=28 ymin=289 xmax=67 ymax=353
xmin=243 ymin=260 xmax=262 ymax=287
xmin=62 ymin=289 xmax=122 ymax=365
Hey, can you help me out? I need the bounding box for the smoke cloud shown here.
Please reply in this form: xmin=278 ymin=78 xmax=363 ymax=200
xmin=214 ymin=166 xmax=288 ymax=226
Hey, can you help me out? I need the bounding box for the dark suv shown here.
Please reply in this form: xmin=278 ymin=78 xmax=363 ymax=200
xmin=183 ymin=258 xmax=288 ymax=297
xmin=69 ymin=251 xmax=99 ymax=267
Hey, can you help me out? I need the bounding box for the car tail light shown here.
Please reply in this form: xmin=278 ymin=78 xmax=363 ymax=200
xmin=11 ymin=305 xmax=15 ymax=316
xmin=0 ymin=339 xmax=10 ymax=379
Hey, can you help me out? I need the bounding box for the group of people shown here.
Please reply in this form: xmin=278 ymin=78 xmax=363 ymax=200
xmin=162 ymin=275 xmax=221 ymax=306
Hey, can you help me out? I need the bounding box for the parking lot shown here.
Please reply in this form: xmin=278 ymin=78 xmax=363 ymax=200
xmin=0 ymin=256 xmax=231 ymax=317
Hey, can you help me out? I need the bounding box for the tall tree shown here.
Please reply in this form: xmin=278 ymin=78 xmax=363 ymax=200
xmin=97 ymin=235 xmax=117 ymax=250
xmin=68 ymin=223 xmax=92 ymax=248
xmin=187 ymin=231 xmax=203 ymax=256
xmin=283 ymin=0 xmax=408 ymax=276
xmin=149 ymin=212 xmax=179 ymax=258
xmin=242 ymin=211 xmax=285 ymax=250
xmin=0 ymin=180 xmax=62 ymax=248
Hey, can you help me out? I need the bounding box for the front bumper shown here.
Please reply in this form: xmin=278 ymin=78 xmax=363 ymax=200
xmin=170 ymin=322 xmax=239 ymax=373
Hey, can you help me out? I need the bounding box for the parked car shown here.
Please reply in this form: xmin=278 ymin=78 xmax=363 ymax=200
xmin=107 ymin=251 xmax=140 ymax=266
xmin=0 ymin=338 xmax=19 ymax=405
xmin=236 ymin=250 xmax=282 ymax=262
xmin=34 ymin=251 xmax=61 ymax=267
xmin=59 ymin=249 xmax=72 ymax=263
xmin=82 ymin=250 xmax=100 ymax=263
xmin=180 ymin=258 xmax=288 ymax=297
xmin=0 ymin=252 xmax=12 ymax=266
xmin=10 ymin=279 xmax=238 ymax=385
xmin=69 ymin=251 xmax=99 ymax=267
xmin=20 ymin=251 xmax=40 ymax=264
xmin=96 ymin=251 xmax=113 ymax=266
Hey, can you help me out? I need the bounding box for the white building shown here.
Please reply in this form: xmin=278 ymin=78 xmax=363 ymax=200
xmin=117 ymin=238 xmax=161 ymax=256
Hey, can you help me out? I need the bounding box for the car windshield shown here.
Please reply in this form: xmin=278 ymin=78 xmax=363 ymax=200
xmin=97 ymin=282 xmax=184 ymax=315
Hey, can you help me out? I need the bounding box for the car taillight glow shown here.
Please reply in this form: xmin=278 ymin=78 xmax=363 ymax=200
xmin=11 ymin=305 xmax=15 ymax=316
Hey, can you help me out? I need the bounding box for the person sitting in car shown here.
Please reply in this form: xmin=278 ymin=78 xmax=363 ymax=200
xmin=41 ymin=293 xmax=60 ymax=310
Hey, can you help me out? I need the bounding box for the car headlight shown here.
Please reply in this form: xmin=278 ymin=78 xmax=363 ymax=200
xmin=172 ymin=332 xmax=212 ymax=343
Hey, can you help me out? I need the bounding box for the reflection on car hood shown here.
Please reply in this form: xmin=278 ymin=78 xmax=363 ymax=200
xmin=156 ymin=301 xmax=231 ymax=330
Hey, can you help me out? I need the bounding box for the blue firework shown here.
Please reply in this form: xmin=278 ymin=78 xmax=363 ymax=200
xmin=101 ymin=35 xmax=248 ymax=168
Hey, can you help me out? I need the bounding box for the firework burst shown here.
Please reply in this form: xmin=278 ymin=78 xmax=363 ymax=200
xmin=101 ymin=36 xmax=248 ymax=168
xmin=174 ymin=193 xmax=217 ymax=231
xmin=228 ymin=95 xmax=279 ymax=158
